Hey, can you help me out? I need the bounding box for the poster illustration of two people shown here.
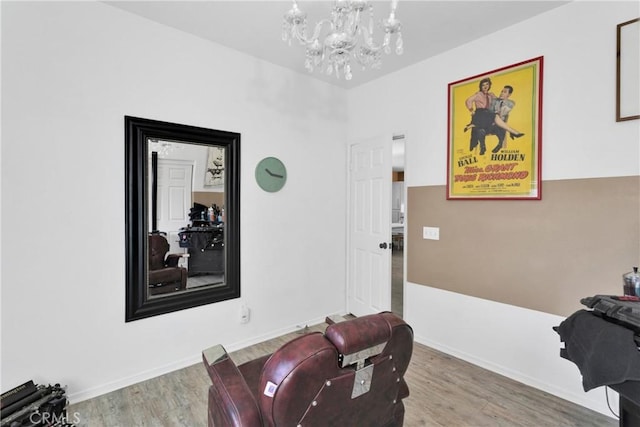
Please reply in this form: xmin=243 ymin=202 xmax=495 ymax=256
xmin=447 ymin=57 xmax=543 ymax=199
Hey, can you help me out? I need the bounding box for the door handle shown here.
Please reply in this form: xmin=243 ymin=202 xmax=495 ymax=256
xmin=379 ymin=242 xmax=388 ymax=249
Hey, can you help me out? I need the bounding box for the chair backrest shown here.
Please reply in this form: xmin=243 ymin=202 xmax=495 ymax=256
xmin=148 ymin=234 xmax=169 ymax=270
xmin=257 ymin=312 xmax=413 ymax=426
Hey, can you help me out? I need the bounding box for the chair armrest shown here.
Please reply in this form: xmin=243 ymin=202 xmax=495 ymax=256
xmin=165 ymin=253 xmax=185 ymax=267
xmin=202 ymin=345 xmax=262 ymax=427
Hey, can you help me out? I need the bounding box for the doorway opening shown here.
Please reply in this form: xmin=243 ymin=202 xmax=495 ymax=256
xmin=391 ymin=134 xmax=405 ymax=317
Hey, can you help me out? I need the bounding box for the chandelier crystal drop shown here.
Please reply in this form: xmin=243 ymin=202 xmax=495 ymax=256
xmin=282 ymin=0 xmax=403 ymax=81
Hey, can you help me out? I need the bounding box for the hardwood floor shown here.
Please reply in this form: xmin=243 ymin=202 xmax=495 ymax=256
xmin=68 ymin=320 xmax=616 ymax=427
xmin=392 ymin=246 xmax=403 ymax=317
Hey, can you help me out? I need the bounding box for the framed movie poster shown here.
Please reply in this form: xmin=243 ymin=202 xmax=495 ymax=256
xmin=205 ymin=146 xmax=225 ymax=186
xmin=447 ymin=56 xmax=543 ymax=200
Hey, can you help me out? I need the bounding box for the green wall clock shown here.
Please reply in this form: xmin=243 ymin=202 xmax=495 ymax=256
xmin=255 ymin=157 xmax=287 ymax=192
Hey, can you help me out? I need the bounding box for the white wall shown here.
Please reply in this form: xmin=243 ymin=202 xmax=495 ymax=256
xmin=1 ymin=2 xmax=348 ymax=402
xmin=347 ymin=0 xmax=639 ymax=417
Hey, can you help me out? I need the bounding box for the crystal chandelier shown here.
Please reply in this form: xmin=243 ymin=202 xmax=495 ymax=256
xmin=149 ymin=139 xmax=182 ymax=158
xmin=282 ymin=0 xmax=403 ymax=80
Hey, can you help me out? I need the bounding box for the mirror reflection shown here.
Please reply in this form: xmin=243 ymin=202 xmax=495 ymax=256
xmin=147 ymin=140 xmax=226 ymax=298
xmin=125 ymin=116 xmax=240 ymax=322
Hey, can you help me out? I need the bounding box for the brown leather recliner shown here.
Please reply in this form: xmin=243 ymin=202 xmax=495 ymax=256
xmin=202 ymin=312 xmax=414 ymax=427
xmin=148 ymin=234 xmax=187 ymax=295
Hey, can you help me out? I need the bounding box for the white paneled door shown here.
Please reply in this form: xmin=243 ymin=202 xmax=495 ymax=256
xmin=348 ymin=135 xmax=392 ymax=317
xmin=156 ymin=159 xmax=193 ymax=254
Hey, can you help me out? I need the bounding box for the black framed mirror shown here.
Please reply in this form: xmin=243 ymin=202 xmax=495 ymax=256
xmin=125 ymin=116 xmax=240 ymax=322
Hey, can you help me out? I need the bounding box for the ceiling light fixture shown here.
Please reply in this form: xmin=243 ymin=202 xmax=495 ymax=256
xmin=149 ymin=139 xmax=182 ymax=158
xmin=282 ymin=0 xmax=403 ymax=80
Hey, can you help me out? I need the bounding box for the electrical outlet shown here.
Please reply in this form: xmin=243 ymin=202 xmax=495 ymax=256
xmin=423 ymin=226 xmax=440 ymax=240
xmin=240 ymin=305 xmax=250 ymax=324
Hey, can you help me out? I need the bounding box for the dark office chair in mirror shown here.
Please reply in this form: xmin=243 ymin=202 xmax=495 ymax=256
xmin=148 ymin=233 xmax=187 ymax=296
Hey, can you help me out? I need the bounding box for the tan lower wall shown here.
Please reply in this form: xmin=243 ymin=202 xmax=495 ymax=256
xmin=193 ymin=191 xmax=224 ymax=209
xmin=406 ymin=176 xmax=640 ymax=316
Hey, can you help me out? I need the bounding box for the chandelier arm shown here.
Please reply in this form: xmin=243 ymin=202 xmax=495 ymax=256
xmin=347 ymin=8 xmax=362 ymax=39
xmin=292 ymin=18 xmax=333 ymax=45
xmin=390 ymin=0 xmax=399 ymax=15
xmin=310 ymin=19 xmax=333 ymax=42
xmin=360 ymin=26 xmax=382 ymax=51
xmin=353 ymin=48 xmax=380 ymax=66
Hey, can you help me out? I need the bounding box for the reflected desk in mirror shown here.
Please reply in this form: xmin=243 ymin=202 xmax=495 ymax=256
xmin=179 ymin=223 xmax=224 ymax=281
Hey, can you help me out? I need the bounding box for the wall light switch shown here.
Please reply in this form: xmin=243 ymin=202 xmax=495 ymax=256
xmin=423 ymin=226 xmax=440 ymax=240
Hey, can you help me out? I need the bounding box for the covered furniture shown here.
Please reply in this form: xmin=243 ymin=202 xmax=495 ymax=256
xmin=556 ymin=309 xmax=640 ymax=427
xmin=202 ymin=312 xmax=413 ymax=427
xmin=178 ymin=225 xmax=224 ymax=276
xmin=148 ymin=233 xmax=187 ymax=295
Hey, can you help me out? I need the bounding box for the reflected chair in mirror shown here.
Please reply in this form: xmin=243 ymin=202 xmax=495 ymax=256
xmin=202 ymin=312 xmax=414 ymax=426
xmin=148 ymin=233 xmax=187 ymax=296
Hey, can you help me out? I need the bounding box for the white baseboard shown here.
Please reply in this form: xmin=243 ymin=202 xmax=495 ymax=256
xmin=413 ymin=333 xmax=618 ymax=420
xmin=223 ymin=313 xmax=339 ymax=353
xmin=67 ymin=312 xmax=344 ymax=404
xmin=67 ymin=354 xmax=201 ymax=404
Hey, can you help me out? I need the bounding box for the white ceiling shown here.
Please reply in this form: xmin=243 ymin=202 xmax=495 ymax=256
xmin=105 ymin=0 xmax=571 ymax=89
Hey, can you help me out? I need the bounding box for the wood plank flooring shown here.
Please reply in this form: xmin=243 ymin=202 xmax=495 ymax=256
xmin=68 ymin=321 xmax=617 ymax=426
xmin=392 ymin=247 xmax=403 ymax=317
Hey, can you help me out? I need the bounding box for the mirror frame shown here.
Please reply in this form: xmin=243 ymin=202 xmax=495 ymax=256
xmin=125 ymin=116 xmax=241 ymax=322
